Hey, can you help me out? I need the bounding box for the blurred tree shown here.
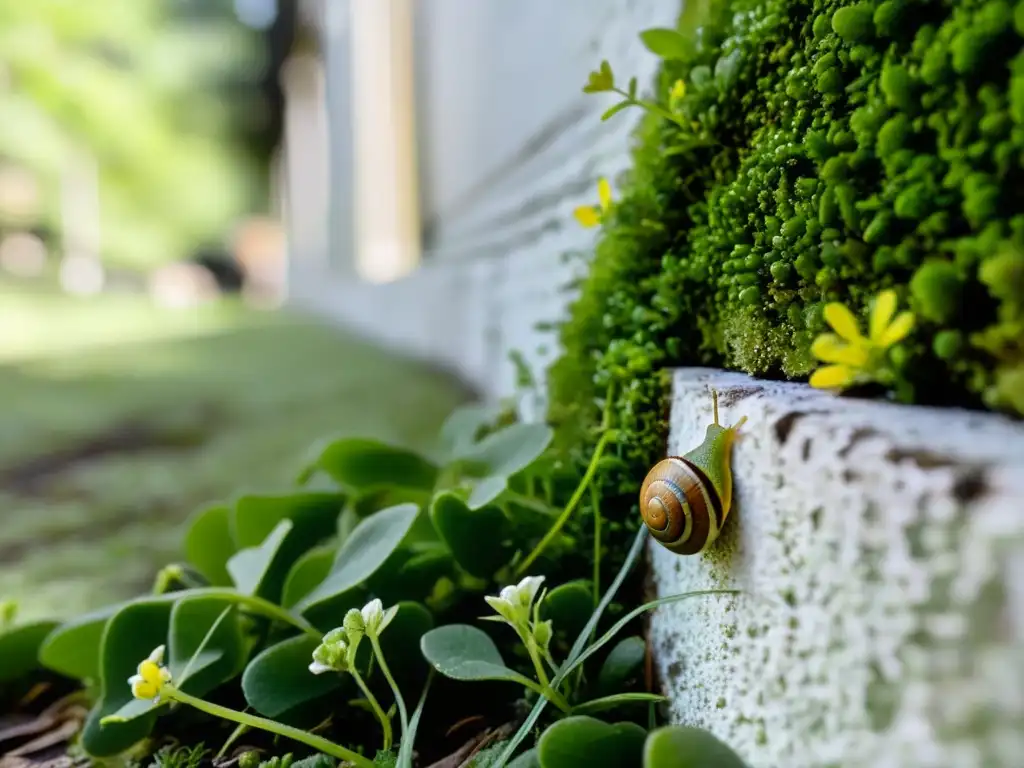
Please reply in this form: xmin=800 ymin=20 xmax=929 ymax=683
xmin=0 ymin=0 xmax=277 ymax=270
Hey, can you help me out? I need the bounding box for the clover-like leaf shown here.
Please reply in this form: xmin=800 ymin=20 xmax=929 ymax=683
xmin=597 ymin=636 xmax=646 ymax=696
xmin=227 ymin=520 xmax=294 ymax=597
xmin=540 ymin=580 xmax=593 ymax=642
xmin=537 ymin=716 xmax=646 ymax=768
xmin=643 ymin=725 xmax=749 ymax=767
xmin=242 ymin=635 xmax=346 ymax=718
xmin=79 ymin=599 xmax=176 ymax=757
xmin=309 ymin=438 xmax=438 ymax=491
xmin=639 ymin=28 xmax=692 ymax=60
xmin=420 ymin=625 xmax=535 ymax=687
xmin=183 ymin=503 xmax=236 ymax=586
xmin=295 ymin=503 xmax=420 ymax=614
xmin=0 ymin=620 xmax=59 ymax=683
xmin=430 ymin=492 xmax=511 ymax=579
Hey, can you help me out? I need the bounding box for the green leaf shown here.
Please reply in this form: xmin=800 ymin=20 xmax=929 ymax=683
xmin=281 ymin=545 xmax=336 ymax=608
xmin=419 ymin=625 xmax=536 ymax=688
xmin=295 ymin=503 xmax=420 ymax=614
xmin=80 ymin=599 xmax=175 ymax=757
xmin=227 ymin=520 xmax=294 ymax=596
xmin=461 ymin=423 xmax=552 ymax=479
xmin=430 ymin=492 xmax=511 ymax=579
xmin=643 ymin=726 xmax=749 ymax=768
xmin=467 ymin=475 xmax=510 ymax=510
xmin=183 ymin=504 xmax=236 ymax=586
xmin=568 ymin=693 xmax=665 ymax=716
xmin=597 ymin=636 xmax=646 ymax=696
xmin=628 ymin=77 xmax=638 ymax=99
xmin=537 ymin=717 xmax=645 ymax=768
xmin=312 ymin=438 xmax=438 ymax=491
xmin=540 ymin=580 xmax=592 ymax=641
xmin=0 ymin=620 xmax=59 ymax=682
xmin=168 ymin=596 xmax=245 ymax=696
xmin=600 ymin=101 xmax=633 ymax=122
xmin=395 ymin=672 xmax=433 ymax=768
xmin=639 ymin=28 xmax=692 ymax=60
xmin=438 ymin=403 xmax=502 ymax=459
xmin=242 ymin=635 xmax=345 ymax=718
xmin=230 ymin=492 xmax=343 ymax=603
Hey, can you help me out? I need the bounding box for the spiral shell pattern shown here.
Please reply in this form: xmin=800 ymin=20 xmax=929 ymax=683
xmin=639 ymin=457 xmax=723 ymax=555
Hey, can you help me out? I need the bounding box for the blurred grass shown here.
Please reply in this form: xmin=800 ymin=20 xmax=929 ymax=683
xmin=0 ymin=280 xmax=471 ymax=622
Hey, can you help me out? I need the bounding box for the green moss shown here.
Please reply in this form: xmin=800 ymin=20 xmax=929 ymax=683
xmin=546 ymin=0 xmax=1024 ymax=531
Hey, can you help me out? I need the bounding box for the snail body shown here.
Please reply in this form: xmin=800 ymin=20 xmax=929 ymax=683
xmin=640 ymin=390 xmax=745 ymax=555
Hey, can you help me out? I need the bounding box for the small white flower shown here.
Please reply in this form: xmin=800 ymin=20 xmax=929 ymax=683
xmin=485 ymin=576 xmax=545 ymax=627
xmin=127 ymin=645 xmax=172 ymax=700
xmin=357 ymin=598 xmax=399 ymax=637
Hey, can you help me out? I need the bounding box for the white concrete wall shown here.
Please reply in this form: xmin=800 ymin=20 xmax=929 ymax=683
xmin=651 ymin=369 xmax=1024 ymax=768
xmin=288 ymin=0 xmax=681 ymax=407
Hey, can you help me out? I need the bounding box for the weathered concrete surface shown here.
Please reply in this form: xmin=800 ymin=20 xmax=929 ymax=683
xmin=650 ymin=368 xmax=1024 ymax=768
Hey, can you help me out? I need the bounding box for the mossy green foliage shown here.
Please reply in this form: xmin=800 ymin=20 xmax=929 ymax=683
xmin=548 ymin=0 xmax=1024 ymax=525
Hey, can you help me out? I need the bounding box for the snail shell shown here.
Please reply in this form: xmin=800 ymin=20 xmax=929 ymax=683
xmin=639 ymin=457 xmax=724 ymax=555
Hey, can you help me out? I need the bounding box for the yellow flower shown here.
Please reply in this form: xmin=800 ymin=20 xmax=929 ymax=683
xmin=573 ymin=177 xmax=613 ymax=228
xmin=669 ymin=79 xmax=686 ymax=110
xmin=128 ymin=645 xmax=172 ymax=701
xmin=809 ymin=289 xmax=914 ymax=390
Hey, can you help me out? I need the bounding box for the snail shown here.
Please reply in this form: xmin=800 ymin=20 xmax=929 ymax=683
xmin=639 ymin=390 xmax=746 ymax=555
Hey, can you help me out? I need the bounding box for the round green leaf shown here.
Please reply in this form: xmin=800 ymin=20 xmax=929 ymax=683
xmin=419 ymin=624 xmax=534 ymax=687
xmin=281 ymin=545 xmax=335 ymax=608
xmin=183 ymin=503 xmax=236 ymax=586
xmin=540 ymin=580 xmax=592 ymax=641
xmin=537 ymin=717 xmax=646 ymax=768
xmin=0 ymin=620 xmax=59 ymax=682
xmin=508 ymin=748 xmax=541 ymax=768
xmin=368 ymin=546 xmax=454 ymax=605
xmin=296 ymin=503 xmax=420 ymax=614
xmin=313 ymin=438 xmax=438 ymax=491
xmin=80 ymin=599 xmax=176 ymax=757
xmin=638 ymin=28 xmax=692 ymax=60
xmin=467 ymin=475 xmax=510 ymax=510
xmin=241 ymin=634 xmax=345 ymax=718
xmin=430 ymin=492 xmax=511 ymax=578
xmin=597 ymin=636 xmax=646 ymax=696
xmin=460 ymin=423 xmax=552 ymax=479
xmin=643 ymin=726 xmax=749 ymax=768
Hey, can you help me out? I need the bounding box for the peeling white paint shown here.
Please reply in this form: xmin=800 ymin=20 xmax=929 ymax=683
xmin=650 ymin=368 xmax=1024 ymax=768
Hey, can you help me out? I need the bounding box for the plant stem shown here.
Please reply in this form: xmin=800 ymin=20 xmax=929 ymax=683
xmin=349 ymin=665 xmax=392 ymax=752
xmin=521 ymin=634 xmax=571 ymax=713
xmin=515 ymin=432 xmax=610 ymax=576
xmin=590 ymin=483 xmax=602 ymax=610
xmin=163 ymin=687 xmax=375 ymax=768
xmin=369 ymin=636 xmax=409 ymax=739
xmin=204 ymin=589 xmax=321 ymax=640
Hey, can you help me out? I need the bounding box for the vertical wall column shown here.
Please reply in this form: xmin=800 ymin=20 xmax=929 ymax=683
xmin=349 ymin=0 xmax=421 ymax=284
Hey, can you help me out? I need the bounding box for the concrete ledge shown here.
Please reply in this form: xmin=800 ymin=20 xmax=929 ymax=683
xmin=649 ymin=369 xmax=1024 ymax=768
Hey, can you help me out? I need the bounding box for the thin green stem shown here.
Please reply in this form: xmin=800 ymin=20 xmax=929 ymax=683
xmin=520 ymin=633 xmax=570 ymax=714
xmin=203 ymin=589 xmax=321 ymax=640
xmin=369 ymin=636 xmax=409 ymax=740
xmin=590 ymin=483 xmax=602 ymax=610
xmin=515 ymin=432 xmax=610 ymax=576
xmin=349 ymin=665 xmax=392 ymax=752
xmin=162 ymin=687 xmax=374 ymax=768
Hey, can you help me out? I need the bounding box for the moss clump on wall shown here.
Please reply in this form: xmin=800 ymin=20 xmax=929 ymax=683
xmin=547 ymin=0 xmax=1024 ymax=524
